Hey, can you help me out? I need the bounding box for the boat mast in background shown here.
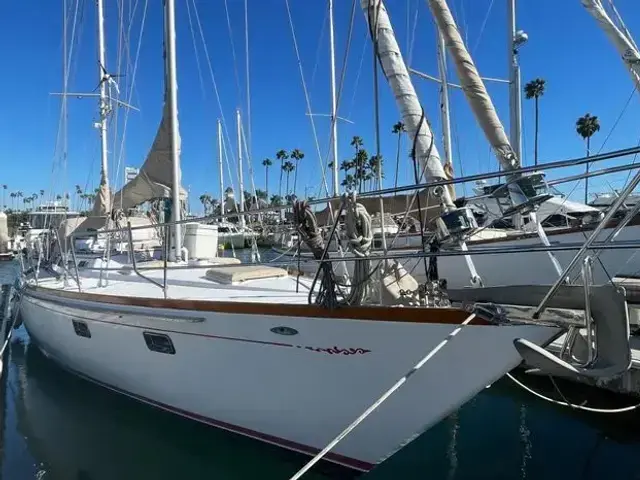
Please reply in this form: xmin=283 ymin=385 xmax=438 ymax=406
xmin=507 ymin=0 xmax=526 ymax=166
xmin=165 ymin=0 xmax=182 ymax=261
xmin=329 ymin=0 xmax=340 ymax=196
xmin=218 ymin=119 xmax=225 ymax=216
xmin=236 ymin=109 xmax=246 ymax=228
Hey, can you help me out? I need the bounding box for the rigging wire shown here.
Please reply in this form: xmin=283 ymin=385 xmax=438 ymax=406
xmin=471 ymin=0 xmax=495 ymax=55
xmin=109 ymin=0 xmax=149 ymax=209
xmin=345 ymin=31 xmax=368 ymax=121
xmin=406 ymin=2 xmax=419 ymax=68
xmin=244 ymin=0 xmax=253 ymax=161
xmin=321 ymin=0 xmax=357 ymax=186
xmin=284 ymin=0 xmax=331 ymax=198
xmin=310 ymin=3 xmax=330 ymax=90
xmin=596 ymin=85 xmax=637 ymax=156
xmin=190 ymin=0 xmax=242 ymax=186
xmin=223 ymin=0 xmax=244 ymax=106
xmin=185 ymin=0 xmax=207 ymax=98
xmin=48 ymin=0 xmax=83 ymax=222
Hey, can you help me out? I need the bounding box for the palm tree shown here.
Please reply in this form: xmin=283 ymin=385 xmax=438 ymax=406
xmin=75 ymin=184 xmax=82 ymax=210
xmin=262 ymin=158 xmax=272 ymax=199
xmin=282 ymin=160 xmax=295 ymax=196
xmin=369 ymin=154 xmax=384 ymax=191
xmin=9 ymin=192 xmax=16 ymax=210
xmin=276 ymin=149 xmax=289 ymax=198
xmin=270 ymin=194 xmax=283 ymax=206
xmin=17 ymin=191 xmax=23 ymax=211
xmin=349 ymin=136 xmax=368 ymax=192
xmin=524 ymin=78 xmax=546 ymax=166
xmin=1 ymin=185 xmax=6 ymax=211
xmin=392 ymin=121 xmax=405 ymax=189
xmin=39 ymin=189 xmax=45 ymax=207
xmin=576 ymin=113 xmax=601 ymax=204
xmin=290 ymin=149 xmax=304 ymax=197
xmin=199 ymin=193 xmax=212 ymax=214
xmin=255 ymin=189 xmax=268 ymax=200
xmin=354 ymin=149 xmax=369 ymax=192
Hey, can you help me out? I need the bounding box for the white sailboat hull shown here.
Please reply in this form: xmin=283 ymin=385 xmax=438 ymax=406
xmin=20 ymin=287 xmax=558 ymax=471
xmin=280 ymin=225 xmax=640 ymax=288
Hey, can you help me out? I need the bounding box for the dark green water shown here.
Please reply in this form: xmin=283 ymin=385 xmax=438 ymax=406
xmin=3 ymin=262 xmax=640 ymax=479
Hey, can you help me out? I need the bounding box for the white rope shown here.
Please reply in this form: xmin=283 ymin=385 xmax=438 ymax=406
xmin=506 ymin=372 xmax=640 ymax=414
xmin=289 ymin=312 xmax=477 ymax=480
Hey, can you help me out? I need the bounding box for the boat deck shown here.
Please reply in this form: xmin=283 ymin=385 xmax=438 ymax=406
xmin=38 ymin=262 xmax=313 ymax=305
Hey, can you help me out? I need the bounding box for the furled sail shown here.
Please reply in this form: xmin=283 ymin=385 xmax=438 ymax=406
xmin=92 ymin=182 xmax=111 ymax=216
xmin=111 ymin=96 xmax=186 ymax=211
xmin=360 ymin=0 xmax=455 ymax=206
xmin=426 ymin=0 xmax=518 ymax=171
xmin=582 ymin=0 xmax=640 ymax=92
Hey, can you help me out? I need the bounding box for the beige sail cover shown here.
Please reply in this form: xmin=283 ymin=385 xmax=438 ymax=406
xmin=426 ymin=0 xmax=518 ymax=171
xmin=582 ymin=0 xmax=640 ymax=92
xmin=360 ymin=0 xmax=455 ymax=206
xmin=111 ymin=99 xmax=186 ymax=211
xmin=92 ymin=182 xmax=111 ymax=216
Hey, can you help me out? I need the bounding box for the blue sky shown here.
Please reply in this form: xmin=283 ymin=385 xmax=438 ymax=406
xmin=0 ymin=0 xmax=639 ymax=212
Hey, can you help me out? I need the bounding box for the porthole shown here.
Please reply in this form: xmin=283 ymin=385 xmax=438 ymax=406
xmin=72 ymin=320 xmax=91 ymax=338
xmin=143 ymin=332 xmax=176 ymax=355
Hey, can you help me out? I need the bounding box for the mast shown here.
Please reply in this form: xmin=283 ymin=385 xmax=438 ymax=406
xmin=507 ymin=0 xmax=524 ymax=165
xmin=96 ymin=0 xmax=109 ymax=194
xmin=360 ymin=0 xmax=454 ymax=208
xmin=236 ymin=109 xmax=246 ymax=228
xmin=165 ymin=0 xmax=182 ymax=260
xmin=217 ymin=119 xmax=224 ymax=216
xmin=329 ymin=0 xmax=340 ymax=196
xmin=582 ymin=0 xmax=640 ymax=92
xmin=437 ymin=29 xmax=453 ymax=192
xmin=426 ymin=0 xmax=518 ymax=173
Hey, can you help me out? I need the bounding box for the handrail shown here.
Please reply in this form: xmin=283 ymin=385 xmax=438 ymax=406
xmin=69 ymin=229 xmax=82 ymax=293
xmin=534 ymin=166 xmax=640 ymax=318
xmin=68 ymin=144 xmax=640 ymax=239
xmin=126 ymin=221 xmax=167 ymax=297
xmin=65 ymin=239 xmax=640 ymax=275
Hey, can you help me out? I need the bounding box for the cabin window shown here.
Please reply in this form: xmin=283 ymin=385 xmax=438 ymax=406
xmin=143 ymin=332 xmax=176 ymax=355
xmin=72 ymin=320 xmax=91 ymax=338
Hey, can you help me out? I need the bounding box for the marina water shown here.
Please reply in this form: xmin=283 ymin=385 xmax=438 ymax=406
xmin=2 ymin=260 xmax=640 ymax=480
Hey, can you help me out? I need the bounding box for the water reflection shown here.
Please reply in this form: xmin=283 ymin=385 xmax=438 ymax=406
xmin=7 ymin=333 xmax=342 ymax=480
